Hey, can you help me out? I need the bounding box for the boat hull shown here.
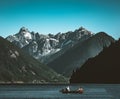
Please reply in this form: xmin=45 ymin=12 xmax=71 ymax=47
xmin=60 ymin=89 xmax=83 ymax=94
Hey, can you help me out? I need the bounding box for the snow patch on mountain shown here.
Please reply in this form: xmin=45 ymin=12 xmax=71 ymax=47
xmin=23 ymin=31 xmax=32 ymax=39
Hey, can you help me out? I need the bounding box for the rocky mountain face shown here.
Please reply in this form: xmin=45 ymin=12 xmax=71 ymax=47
xmin=48 ymin=32 xmax=115 ymax=77
xmin=0 ymin=36 xmax=66 ymax=83
xmin=6 ymin=27 xmax=93 ymax=63
xmin=70 ymin=39 xmax=120 ymax=83
xmin=7 ymin=27 xmax=32 ymax=48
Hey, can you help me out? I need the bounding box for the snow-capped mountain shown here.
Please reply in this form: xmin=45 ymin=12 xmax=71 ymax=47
xmin=6 ymin=27 xmax=93 ymax=63
xmin=7 ymin=27 xmax=32 ymax=48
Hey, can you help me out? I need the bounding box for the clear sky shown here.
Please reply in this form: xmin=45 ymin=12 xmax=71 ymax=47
xmin=0 ymin=0 xmax=120 ymax=39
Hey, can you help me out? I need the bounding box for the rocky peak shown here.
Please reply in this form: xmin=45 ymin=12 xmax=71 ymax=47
xmin=19 ymin=27 xmax=29 ymax=34
xmin=75 ymin=26 xmax=92 ymax=35
xmin=18 ymin=27 xmax=32 ymax=40
xmin=77 ymin=26 xmax=85 ymax=31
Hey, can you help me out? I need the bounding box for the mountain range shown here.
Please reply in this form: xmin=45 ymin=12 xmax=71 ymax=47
xmin=6 ymin=27 xmax=115 ymax=79
xmin=6 ymin=27 xmax=93 ymax=63
xmin=70 ymin=39 xmax=120 ymax=83
xmin=0 ymin=36 xmax=66 ymax=84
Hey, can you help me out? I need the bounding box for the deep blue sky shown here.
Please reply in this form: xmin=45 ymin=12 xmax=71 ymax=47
xmin=0 ymin=0 xmax=120 ymax=39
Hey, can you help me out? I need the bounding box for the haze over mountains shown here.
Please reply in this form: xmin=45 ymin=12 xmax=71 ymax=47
xmin=0 ymin=26 xmax=117 ymax=83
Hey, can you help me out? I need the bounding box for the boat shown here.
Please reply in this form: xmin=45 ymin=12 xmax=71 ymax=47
xmin=60 ymin=88 xmax=83 ymax=94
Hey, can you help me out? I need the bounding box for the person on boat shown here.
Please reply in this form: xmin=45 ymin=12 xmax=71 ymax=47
xmin=66 ymin=86 xmax=70 ymax=92
xmin=77 ymin=87 xmax=83 ymax=93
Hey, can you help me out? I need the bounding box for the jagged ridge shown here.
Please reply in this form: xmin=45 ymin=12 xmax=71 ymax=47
xmin=6 ymin=27 xmax=93 ymax=63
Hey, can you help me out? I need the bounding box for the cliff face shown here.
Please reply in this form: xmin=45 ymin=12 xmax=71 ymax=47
xmin=0 ymin=36 xmax=66 ymax=83
xmin=48 ymin=32 xmax=115 ymax=77
xmin=70 ymin=39 xmax=120 ymax=83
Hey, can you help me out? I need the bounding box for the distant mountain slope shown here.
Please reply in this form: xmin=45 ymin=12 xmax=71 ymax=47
xmin=0 ymin=36 xmax=66 ymax=83
xmin=6 ymin=27 xmax=92 ymax=63
xmin=48 ymin=32 xmax=115 ymax=77
xmin=70 ymin=39 xmax=120 ymax=83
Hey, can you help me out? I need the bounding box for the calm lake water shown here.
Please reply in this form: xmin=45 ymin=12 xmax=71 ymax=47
xmin=0 ymin=84 xmax=119 ymax=99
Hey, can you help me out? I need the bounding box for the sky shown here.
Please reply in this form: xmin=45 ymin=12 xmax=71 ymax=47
xmin=0 ymin=0 xmax=120 ymax=39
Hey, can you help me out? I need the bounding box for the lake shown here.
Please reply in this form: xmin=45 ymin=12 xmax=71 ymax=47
xmin=0 ymin=84 xmax=119 ymax=99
